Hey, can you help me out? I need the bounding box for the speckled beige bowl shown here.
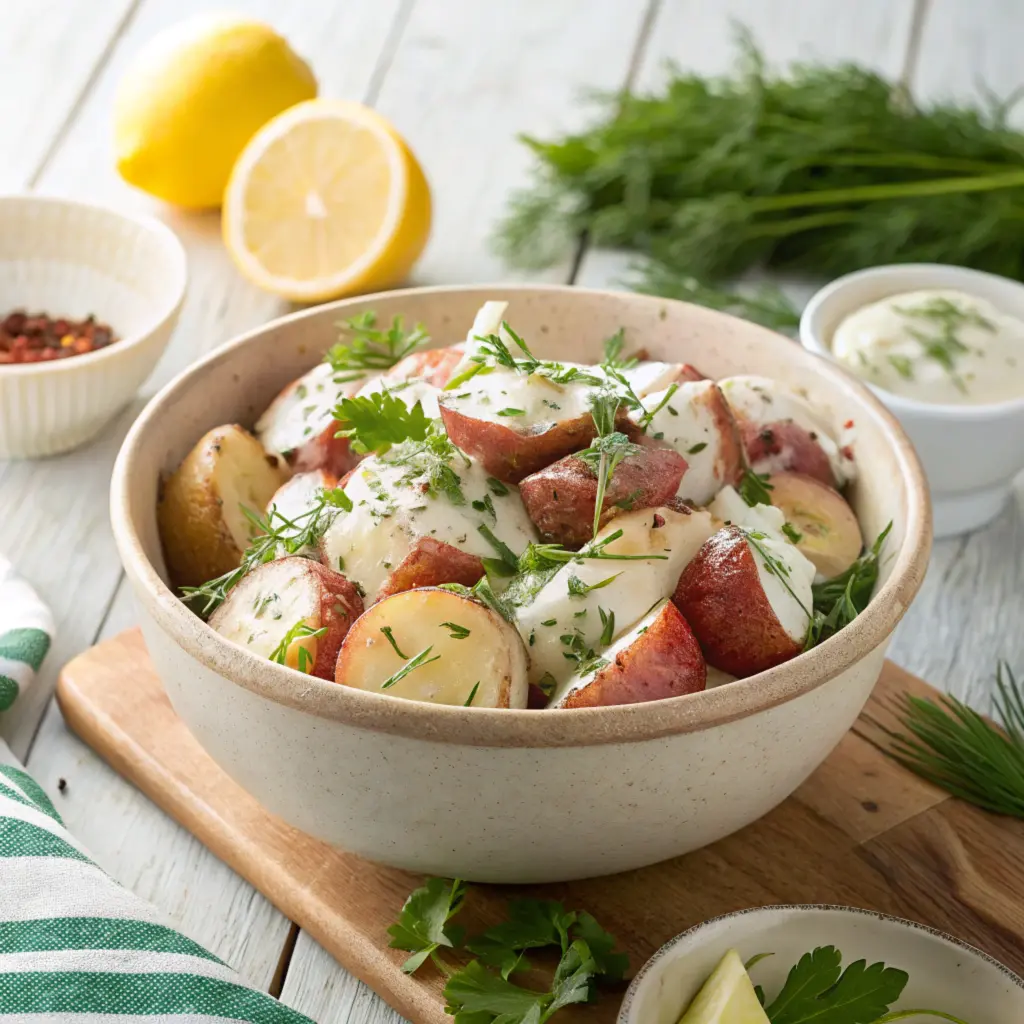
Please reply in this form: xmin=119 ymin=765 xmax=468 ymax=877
xmin=111 ymin=285 xmax=931 ymax=883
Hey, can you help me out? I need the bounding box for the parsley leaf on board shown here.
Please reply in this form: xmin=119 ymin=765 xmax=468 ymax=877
xmin=387 ymin=877 xmax=467 ymax=974
xmin=467 ymin=899 xmax=574 ymax=978
xmin=334 ymin=391 xmax=432 ymax=454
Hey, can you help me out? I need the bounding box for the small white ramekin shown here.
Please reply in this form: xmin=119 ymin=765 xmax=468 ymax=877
xmin=618 ymin=905 xmax=1024 ymax=1024
xmin=801 ymin=263 xmax=1024 ymax=538
xmin=0 ymin=195 xmax=187 ymax=458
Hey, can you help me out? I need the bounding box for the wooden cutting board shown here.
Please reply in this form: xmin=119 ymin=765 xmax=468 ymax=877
xmin=56 ymin=629 xmax=1024 ymax=1024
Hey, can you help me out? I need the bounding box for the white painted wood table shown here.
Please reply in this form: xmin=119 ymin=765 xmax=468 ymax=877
xmin=1 ymin=0 xmax=1022 ymax=1018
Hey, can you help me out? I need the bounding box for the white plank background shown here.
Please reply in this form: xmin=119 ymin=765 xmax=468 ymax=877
xmin=1 ymin=0 xmax=1022 ymax=1019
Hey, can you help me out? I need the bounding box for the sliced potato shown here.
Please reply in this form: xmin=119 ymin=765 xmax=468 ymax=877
xmin=159 ymin=424 xmax=286 ymax=588
xmin=209 ymin=557 xmax=364 ymax=680
xmin=335 ymin=588 xmax=529 ymax=708
xmin=550 ymin=599 xmax=705 ymax=709
xmin=375 ymin=537 xmax=485 ymax=602
xmin=765 ymin=472 xmax=863 ymax=578
xmin=384 ymin=345 xmax=465 ymax=388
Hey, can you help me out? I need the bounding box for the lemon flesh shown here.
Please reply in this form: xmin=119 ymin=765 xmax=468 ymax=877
xmin=223 ymin=99 xmax=431 ymax=302
xmin=678 ymin=949 xmax=771 ymax=1024
xmin=114 ymin=13 xmax=317 ymax=208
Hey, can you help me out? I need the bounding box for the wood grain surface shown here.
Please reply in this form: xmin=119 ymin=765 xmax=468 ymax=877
xmin=56 ymin=629 xmax=1024 ymax=1024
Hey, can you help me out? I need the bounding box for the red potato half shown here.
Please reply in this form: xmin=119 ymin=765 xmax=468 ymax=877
xmin=385 ymin=345 xmax=464 ymax=388
xmin=766 ymin=472 xmax=863 ymax=578
xmin=519 ymin=445 xmax=688 ymax=547
xmin=550 ymin=599 xmax=706 ymax=709
xmin=374 ymin=537 xmax=485 ymax=602
xmin=439 ymin=404 xmax=598 ymax=484
xmin=740 ymin=420 xmax=834 ymax=487
xmin=336 ymin=587 xmax=529 ymax=708
xmin=210 ymin=557 xmax=364 ymax=681
xmin=673 ymin=526 xmax=806 ymax=678
xmin=255 ymin=362 xmax=363 ymax=478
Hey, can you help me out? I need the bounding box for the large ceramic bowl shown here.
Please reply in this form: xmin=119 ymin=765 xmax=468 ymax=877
xmin=619 ymin=905 xmax=1024 ymax=1024
xmin=110 ymin=285 xmax=931 ymax=883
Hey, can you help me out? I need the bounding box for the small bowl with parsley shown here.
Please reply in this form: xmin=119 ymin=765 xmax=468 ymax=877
xmin=619 ymin=905 xmax=1024 ymax=1024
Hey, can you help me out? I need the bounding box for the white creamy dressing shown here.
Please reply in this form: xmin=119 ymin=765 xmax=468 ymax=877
xmin=255 ymin=361 xmax=358 ymax=457
xmin=832 ymin=288 xmax=1024 ymax=405
xmin=439 ymin=365 xmax=595 ymax=430
xmin=718 ymin=374 xmax=855 ymax=486
xmin=319 ymin=448 xmax=537 ymax=601
xmin=621 ymin=361 xmax=686 ymax=398
xmin=355 ymin=374 xmax=442 ymax=419
xmin=708 ymin=487 xmax=815 ymax=644
xmin=629 ymin=380 xmax=732 ymax=506
xmin=515 ymin=506 xmax=714 ymax=687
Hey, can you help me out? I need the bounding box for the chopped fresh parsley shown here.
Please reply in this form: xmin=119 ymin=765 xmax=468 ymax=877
xmin=738 ymin=467 xmax=774 ymax=506
xmin=386 ymin=432 xmax=468 ymax=505
xmin=380 ymin=626 xmax=409 ymax=659
xmin=478 ymin=524 xmax=520 ymax=575
xmin=782 ymin=521 xmax=803 ymax=544
xmin=567 ymin=572 xmax=621 ymax=598
xmin=441 ymin=622 xmax=471 ymax=640
xmin=497 ymin=407 xmax=526 ymax=417
xmin=486 ymin=476 xmax=510 ymax=496
xmin=268 ymin=622 xmax=326 ymax=673
xmin=598 ymin=606 xmax=615 ymax=646
xmin=687 ymin=441 xmax=708 ymax=454
xmin=380 ymin=646 xmax=441 ymax=690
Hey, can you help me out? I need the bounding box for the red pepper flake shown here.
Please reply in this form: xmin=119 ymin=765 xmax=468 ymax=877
xmin=0 ymin=310 xmax=118 ymax=365
xmin=844 ymin=419 xmax=855 ymax=430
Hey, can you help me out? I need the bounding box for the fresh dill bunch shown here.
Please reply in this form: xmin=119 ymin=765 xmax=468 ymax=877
xmin=884 ymin=662 xmax=1024 ymax=818
xmin=495 ymin=32 xmax=1024 ymax=298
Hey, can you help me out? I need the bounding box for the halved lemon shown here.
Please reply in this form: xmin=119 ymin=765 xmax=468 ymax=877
xmin=678 ymin=949 xmax=770 ymax=1024
xmin=223 ymin=99 xmax=431 ymax=302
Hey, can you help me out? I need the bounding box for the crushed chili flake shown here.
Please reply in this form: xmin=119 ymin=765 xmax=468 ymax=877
xmin=0 ymin=310 xmax=118 ymax=364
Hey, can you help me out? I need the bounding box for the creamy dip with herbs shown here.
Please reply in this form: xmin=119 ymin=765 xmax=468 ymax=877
xmin=831 ymin=289 xmax=1024 ymax=405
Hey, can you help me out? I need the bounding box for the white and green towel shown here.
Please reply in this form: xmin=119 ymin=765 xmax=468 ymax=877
xmin=0 ymin=554 xmax=53 ymax=713
xmin=0 ymin=558 xmax=316 ymax=1022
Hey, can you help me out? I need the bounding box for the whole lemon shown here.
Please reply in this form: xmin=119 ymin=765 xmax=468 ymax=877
xmin=113 ymin=14 xmax=317 ymax=208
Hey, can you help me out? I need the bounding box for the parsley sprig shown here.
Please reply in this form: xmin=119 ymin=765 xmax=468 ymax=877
xmin=325 ymin=311 xmax=429 ymax=383
xmin=334 ymin=390 xmax=432 ymax=455
xmin=388 ymin=878 xmax=627 ymax=1024
xmin=268 ymin=622 xmax=326 ymax=673
xmin=386 ymin=432 xmax=470 ymax=505
xmin=748 ymin=944 xmax=967 ymax=1023
xmin=575 ymin=428 xmax=641 ymax=538
xmin=180 ymin=488 xmax=353 ymax=618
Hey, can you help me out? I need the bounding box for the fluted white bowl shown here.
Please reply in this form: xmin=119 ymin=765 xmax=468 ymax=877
xmin=0 ymin=195 xmax=187 ymax=458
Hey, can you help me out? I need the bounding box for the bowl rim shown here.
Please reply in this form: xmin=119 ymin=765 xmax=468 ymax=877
xmin=111 ymin=283 xmax=933 ymax=749
xmin=800 ymin=262 xmax=1024 ymax=419
xmin=616 ymin=903 xmax=1024 ymax=1024
xmin=0 ymin=193 xmax=188 ymax=377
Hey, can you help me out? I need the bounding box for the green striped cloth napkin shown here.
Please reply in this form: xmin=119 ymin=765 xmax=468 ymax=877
xmin=0 ymin=558 xmax=316 ymax=1022
xmin=0 ymin=554 xmax=53 ymax=712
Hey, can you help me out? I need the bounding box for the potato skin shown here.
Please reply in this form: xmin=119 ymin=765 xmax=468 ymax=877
xmin=158 ymin=424 xmax=286 ymax=589
xmin=439 ymin=405 xmax=598 ymax=484
xmin=291 ymin=421 xmax=359 ymax=477
xmin=553 ymin=601 xmax=706 ymax=709
xmin=673 ymin=526 xmax=802 ymax=677
xmin=209 ymin=558 xmax=363 ymax=681
xmin=386 ymin=345 xmax=464 ymax=388
xmin=375 ymin=537 xmax=485 ymax=602
xmin=766 ymin=471 xmax=863 ymax=578
xmin=519 ymin=446 xmax=688 ymax=547
xmin=741 ymin=420 xmax=834 ymax=487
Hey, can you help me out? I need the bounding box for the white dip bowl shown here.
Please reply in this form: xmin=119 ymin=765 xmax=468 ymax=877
xmin=801 ymin=263 xmax=1024 ymax=538
xmin=619 ymin=905 xmax=1024 ymax=1024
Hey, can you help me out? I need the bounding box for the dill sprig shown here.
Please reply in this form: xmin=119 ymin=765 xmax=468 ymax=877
xmin=883 ymin=663 xmax=1024 ymax=818
xmin=181 ymin=487 xmax=353 ymax=618
xmin=325 ymin=311 xmax=429 ymax=383
xmin=496 ymin=33 xmax=1024 ymax=301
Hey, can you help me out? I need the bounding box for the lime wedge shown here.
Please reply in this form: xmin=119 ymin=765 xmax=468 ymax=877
xmin=678 ymin=949 xmax=770 ymax=1024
